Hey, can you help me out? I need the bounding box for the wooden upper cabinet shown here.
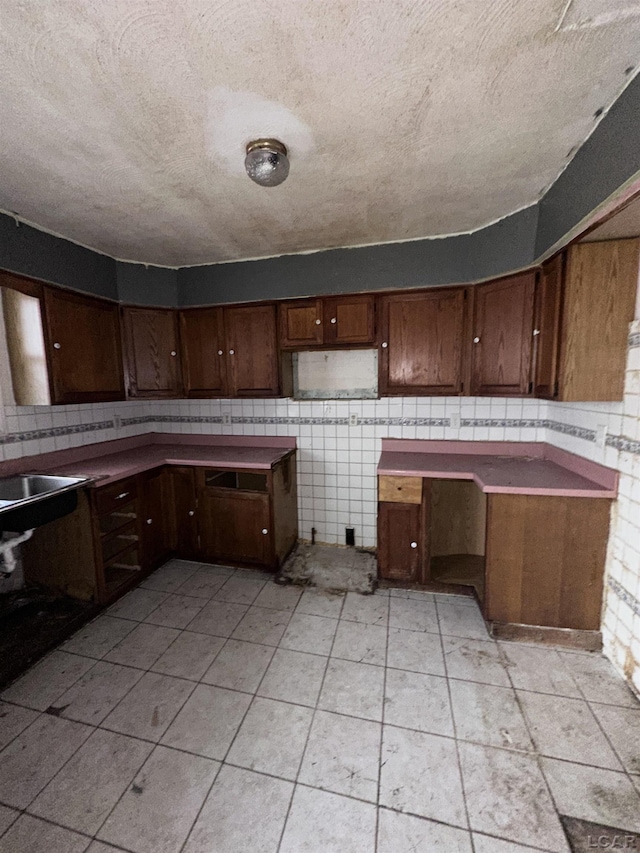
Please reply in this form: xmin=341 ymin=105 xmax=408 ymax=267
xmin=470 ymin=272 xmax=535 ymax=396
xmin=559 ymin=239 xmax=639 ymax=402
xmin=180 ymin=307 xmax=228 ymax=397
xmin=278 ymin=294 xmax=375 ymax=348
xmin=279 ymin=299 xmax=323 ymax=348
xmin=532 ymin=255 xmax=564 ymax=399
xmin=225 ymin=304 xmax=280 ymax=397
xmin=122 ymin=307 xmax=182 ymax=398
xmin=323 ymin=295 xmax=375 ymax=345
xmin=43 ymin=287 xmax=125 ymax=404
xmin=379 ymin=289 xmax=466 ymax=395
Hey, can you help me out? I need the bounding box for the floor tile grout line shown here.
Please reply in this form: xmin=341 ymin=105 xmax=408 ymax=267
xmin=373 ymin=585 xmax=391 ymax=853
xmin=175 ymin=581 xmax=301 ymax=853
xmin=584 ymin=697 xmax=640 ymax=780
xmin=274 ymin=585 xmax=348 ymax=853
xmin=433 ymin=596 xmax=474 ymax=846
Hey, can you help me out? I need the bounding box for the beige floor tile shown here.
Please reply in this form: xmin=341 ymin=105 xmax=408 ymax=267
xmin=384 ymin=668 xmax=453 ymax=735
xmin=442 ymin=636 xmax=511 ymax=687
xmin=253 ymin=582 xmax=303 ymax=611
xmin=380 ymin=725 xmax=466 ymax=827
xmin=0 ymin=814 xmax=90 ymax=853
xmin=60 ymin=615 xmax=137 ymax=659
xmin=299 ymin=710 xmax=381 ymax=802
xmin=386 ymin=627 xmax=445 ymax=676
xmin=0 ymin=700 xmax=39 ymax=750
xmin=331 ymin=620 xmax=387 ymax=666
xmin=388 ymin=597 xmax=438 ymax=633
xmin=226 ymin=697 xmax=313 ymax=780
xmin=341 ymin=591 xmax=388 ymax=626
xmin=140 ymin=563 xmax=200 ymax=594
xmin=377 ymin=809 xmax=472 ymax=853
xmin=518 ymin=691 xmax=622 ymax=769
xmin=541 ymin=757 xmax=640 ymax=833
xmin=186 ymin=600 xmax=249 ymax=637
xmin=212 ymin=574 xmax=267 ymax=606
xmin=102 ymin=671 xmax=194 ymax=741
xmin=108 ymin=588 xmax=168 ymax=621
xmin=258 ymin=648 xmax=327 ymax=706
xmin=590 ymin=702 xmax=640 ymax=773
xmin=459 ymin=742 xmax=569 ymax=851
xmin=1 ymin=651 xmax=94 ymax=711
xmin=201 ymin=638 xmax=274 ymax=693
xmin=473 ymin=834 xmax=551 ymax=852
xmin=279 ymin=785 xmax=377 ymax=853
xmin=319 ymin=658 xmax=385 ymax=721
xmin=104 ymin=623 xmax=180 ymax=670
xmin=499 ymin=643 xmax=582 ymax=697
xmin=450 ymin=680 xmax=533 ymax=751
xmin=183 ymin=765 xmax=292 ymax=853
xmin=151 ymin=631 xmax=225 ymax=681
xmin=173 ymin=570 xmax=228 ymax=599
xmin=0 ymin=804 xmax=18 ymax=836
xmin=558 ymin=651 xmax=640 ymax=708
xmin=51 ymin=660 xmax=144 ymax=724
xmin=144 ymin=594 xmax=206 ymax=629
xmin=297 ymin=587 xmax=345 ymax=618
xmin=98 ymin=745 xmax=219 ymax=853
xmin=161 ymin=684 xmax=251 ymax=759
xmin=280 ymin=612 xmax=338 ymax=656
xmin=29 ymin=729 xmax=153 ymax=834
xmin=230 ymin=606 xmax=291 ymax=646
xmin=436 ymin=601 xmax=489 ymax=640
xmin=0 ymin=715 xmax=92 ymax=809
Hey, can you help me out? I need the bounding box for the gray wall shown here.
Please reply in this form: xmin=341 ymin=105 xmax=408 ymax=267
xmin=116 ymin=262 xmax=178 ymax=305
xmin=1 ymin=74 xmax=639 ymax=307
xmin=0 ymin=212 xmax=117 ymax=299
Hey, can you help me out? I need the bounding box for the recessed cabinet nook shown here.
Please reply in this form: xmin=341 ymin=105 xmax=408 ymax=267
xmin=3 ymin=236 xmax=637 ymax=643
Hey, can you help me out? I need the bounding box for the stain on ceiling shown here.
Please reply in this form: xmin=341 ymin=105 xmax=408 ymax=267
xmin=0 ymin=0 xmax=639 ymax=267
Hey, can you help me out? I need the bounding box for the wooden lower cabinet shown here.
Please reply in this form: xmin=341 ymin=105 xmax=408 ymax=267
xmin=484 ymin=493 xmax=611 ymax=631
xmin=138 ymin=468 xmax=174 ymax=571
xmin=169 ymin=466 xmax=199 ymax=558
xmin=377 ymin=501 xmax=425 ymax=582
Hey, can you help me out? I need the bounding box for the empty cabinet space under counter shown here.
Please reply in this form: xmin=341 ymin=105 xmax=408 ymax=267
xmin=377 ymin=439 xmax=617 ymax=640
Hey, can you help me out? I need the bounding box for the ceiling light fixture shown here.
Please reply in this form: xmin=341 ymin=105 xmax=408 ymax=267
xmin=245 ymin=139 xmax=289 ymax=187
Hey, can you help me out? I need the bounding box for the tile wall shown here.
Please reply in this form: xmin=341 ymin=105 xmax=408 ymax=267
xmin=0 ymin=352 xmax=638 ymax=691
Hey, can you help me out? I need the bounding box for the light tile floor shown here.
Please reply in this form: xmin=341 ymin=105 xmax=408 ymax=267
xmin=0 ymin=558 xmax=639 ymax=853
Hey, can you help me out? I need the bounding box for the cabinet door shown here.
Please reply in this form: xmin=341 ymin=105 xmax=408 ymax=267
xmin=379 ymin=289 xmax=466 ymax=395
xmin=122 ymin=307 xmax=182 ymax=398
xmin=43 ymin=288 xmax=125 ymax=404
xmin=180 ymin=308 xmax=228 ymax=397
xmin=470 ymin=272 xmax=535 ymax=396
xmin=225 ymin=305 xmax=280 ymax=396
xmin=377 ymin=501 xmax=423 ymax=581
xmin=278 ymin=299 xmax=323 ymax=348
xmin=200 ymin=491 xmax=271 ymax=565
xmin=532 ymin=257 xmax=563 ymax=399
xmin=323 ymin=295 xmax=375 ymax=345
xmin=559 ymin=239 xmax=639 ymax=402
xmin=139 ymin=468 xmax=173 ymax=569
xmin=170 ymin=466 xmax=199 ymax=558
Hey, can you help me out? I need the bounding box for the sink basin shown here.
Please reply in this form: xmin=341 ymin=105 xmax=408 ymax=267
xmin=0 ymin=475 xmax=89 ymax=532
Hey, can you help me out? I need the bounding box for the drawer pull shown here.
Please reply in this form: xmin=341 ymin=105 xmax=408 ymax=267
xmin=262 ymin=528 xmax=268 ymax=535
xmin=170 ymin=350 xmax=177 ymax=356
xmin=410 ymin=541 xmax=417 ymax=549
xmin=533 ymin=329 xmax=540 ymax=336
xmin=217 ymin=350 xmax=223 ymax=356
xmin=229 ymin=349 xmax=235 ymax=355
xmin=53 ymin=342 xmax=61 ymax=350
xmin=473 ymin=336 xmax=480 ymax=344
xmin=146 ymin=518 xmax=152 ymax=525
xmin=330 ymin=317 xmax=336 ymax=324
xmin=188 ymin=510 xmax=195 ymax=517
xmin=315 ymin=319 xmax=321 ymax=325
xmin=116 ymin=492 xmax=129 ymax=501
xmin=381 ymin=341 xmax=388 ymax=348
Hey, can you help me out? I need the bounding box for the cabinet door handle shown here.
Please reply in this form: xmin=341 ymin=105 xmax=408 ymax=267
xmin=229 ymin=349 xmax=235 ymax=355
xmin=146 ymin=518 xmax=152 ymax=525
xmin=53 ymin=342 xmax=61 ymax=350
xmin=532 ymin=329 xmax=540 ymax=336
xmin=473 ymin=336 xmax=480 ymax=344
xmin=410 ymin=541 xmax=417 ymax=548
xmin=330 ymin=317 xmax=337 ymax=324
xmin=217 ymin=350 xmax=223 ymax=356
xmin=315 ymin=319 xmax=321 ymax=325
xmin=170 ymin=350 xmax=177 ymax=356
xmin=381 ymin=342 xmax=388 ymax=349
xmin=261 ymin=528 xmax=268 ymax=534
xmin=115 ymin=492 xmax=129 ymax=501
xmin=188 ymin=510 xmax=195 ymax=517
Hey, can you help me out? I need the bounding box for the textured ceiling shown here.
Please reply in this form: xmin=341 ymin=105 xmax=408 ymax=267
xmin=0 ymin=1 xmax=639 ymax=267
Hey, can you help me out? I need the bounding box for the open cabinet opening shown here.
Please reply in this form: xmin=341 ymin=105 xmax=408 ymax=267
xmin=428 ymin=479 xmax=486 ymax=602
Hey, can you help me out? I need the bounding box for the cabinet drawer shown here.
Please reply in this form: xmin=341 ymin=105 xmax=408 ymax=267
xmin=378 ymin=476 xmax=422 ymax=504
xmin=95 ymin=478 xmax=138 ymax=515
